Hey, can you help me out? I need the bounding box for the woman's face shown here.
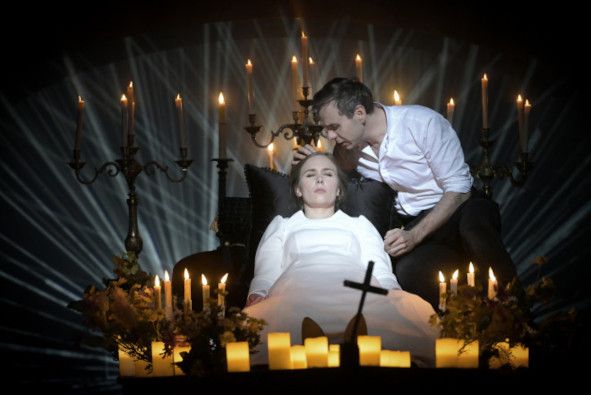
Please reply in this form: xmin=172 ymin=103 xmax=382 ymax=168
xmin=295 ymin=155 xmax=340 ymax=211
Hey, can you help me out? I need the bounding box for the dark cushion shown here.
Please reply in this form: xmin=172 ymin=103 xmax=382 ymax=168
xmin=244 ymin=164 xmax=396 ymax=270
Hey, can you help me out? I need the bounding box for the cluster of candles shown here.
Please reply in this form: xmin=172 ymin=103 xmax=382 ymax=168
xmin=436 ymin=262 xmax=498 ymax=311
xmin=152 ymin=270 xmax=229 ymax=320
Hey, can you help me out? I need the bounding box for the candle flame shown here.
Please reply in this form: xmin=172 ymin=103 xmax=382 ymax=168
xmin=291 ymin=55 xmax=298 ymax=64
xmin=218 ymin=92 xmax=225 ymax=105
xmin=246 ymin=59 xmax=252 ymax=67
xmin=201 ymin=274 xmax=208 ymax=286
xmin=78 ymin=96 xmax=84 ymax=103
xmin=121 ymin=94 xmax=127 ymax=103
xmin=356 ymin=54 xmax=362 ymax=61
xmin=128 ymin=81 xmax=133 ymax=88
xmin=452 ymin=269 xmax=459 ymax=280
xmin=517 ymin=94 xmax=523 ymax=103
xmin=316 ymin=139 xmax=322 ymax=150
xmin=438 ymin=271 xmax=445 ymax=283
xmin=525 ymin=99 xmax=532 ymax=108
xmin=449 ymin=98 xmax=455 ymax=106
xmin=482 ymin=73 xmax=488 ymax=81
xmin=268 ymin=143 xmax=274 ymax=152
xmin=154 ymin=275 xmax=160 ymax=287
xmin=309 ymin=57 xmax=315 ymax=65
xmin=176 ymin=93 xmax=182 ymax=101
xmin=164 ymin=270 xmax=170 ymax=282
xmin=301 ymin=31 xmax=307 ymax=39
xmin=489 ymin=267 xmax=496 ymax=281
xmin=220 ymin=273 xmax=229 ymax=284
xmin=184 ymin=268 xmax=190 ymax=280
xmin=393 ymin=90 xmax=401 ymax=104
xmin=469 ymin=262 xmax=475 ymax=273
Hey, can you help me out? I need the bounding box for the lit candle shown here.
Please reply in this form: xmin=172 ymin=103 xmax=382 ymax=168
xmin=245 ymin=59 xmax=254 ymax=114
xmin=154 ymin=275 xmax=162 ymax=310
xmin=438 ymin=271 xmax=446 ymax=311
xmin=151 ymin=341 xmax=175 ymax=377
xmin=291 ymin=345 xmax=307 ymax=369
xmin=172 ymin=335 xmax=191 ymax=376
xmin=134 ymin=358 xmax=150 ymax=377
xmin=218 ymin=273 xmax=228 ymax=316
xmin=357 ymin=335 xmax=381 ymax=366
xmin=328 ymin=344 xmax=340 ymax=368
xmin=74 ymin=96 xmax=85 ymax=151
xmin=457 ymin=340 xmax=479 ymax=368
xmin=436 ymin=338 xmax=479 ymax=368
xmin=393 ymin=90 xmax=402 ymax=105
xmin=301 ymin=32 xmax=309 ymax=89
xmin=118 ymin=345 xmax=135 ymax=376
xmin=183 ymin=268 xmax=192 ymax=315
xmin=516 ymin=94 xmax=524 ymax=153
xmin=467 ymin=262 xmax=475 ymax=287
xmin=379 ymin=350 xmax=411 ymax=368
xmin=523 ymin=99 xmax=531 ymax=153
xmin=355 ymin=54 xmax=363 ymax=83
xmin=267 ymin=143 xmax=274 ymax=170
xmin=450 ymin=269 xmax=459 ymax=297
xmin=308 ymin=57 xmax=315 ymax=94
xmin=488 ymin=267 xmax=497 ymax=300
xmin=120 ymin=94 xmax=128 ymax=149
xmin=304 ymin=336 xmax=328 ymax=368
xmin=175 ymin=94 xmax=187 ymax=150
xmin=316 ymin=139 xmax=322 ymax=153
xmin=218 ymin=92 xmax=226 ymax=159
xmin=226 ymin=341 xmax=250 ymax=372
xmin=291 ymin=56 xmax=300 ymax=110
xmin=200 ymin=274 xmax=210 ymax=312
xmin=446 ymin=98 xmax=455 ymax=123
xmin=489 ymin=341 xmax=528 ymax=368
xmin=163 ymin=271 xmax=173 ymax=320
xmin=481 ymin=74 xmax=489 ymax=129
xmin=126 ymin=81 xmax=136 ymax=144
xmin=268 ymin=332 xmax=292 ymax=370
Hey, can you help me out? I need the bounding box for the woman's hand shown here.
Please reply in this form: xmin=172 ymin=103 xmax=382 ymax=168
xmin=245 ymin=293 xmax=266 ymax=307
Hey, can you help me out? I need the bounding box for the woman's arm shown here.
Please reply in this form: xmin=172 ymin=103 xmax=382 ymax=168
xmin=248 ymin=215 xmax=286 ymax=299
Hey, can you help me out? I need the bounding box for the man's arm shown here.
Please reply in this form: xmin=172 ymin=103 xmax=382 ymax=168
xmin=384 ymin=191 xmax=470 ymax=257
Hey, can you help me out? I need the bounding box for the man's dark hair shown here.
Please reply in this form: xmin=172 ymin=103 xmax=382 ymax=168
xmin=312 ymin=77 xmax=374 ymax=118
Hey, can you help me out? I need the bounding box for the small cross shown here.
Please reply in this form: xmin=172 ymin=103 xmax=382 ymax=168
xmin=343 ymin=260 xmax=388 ymax=343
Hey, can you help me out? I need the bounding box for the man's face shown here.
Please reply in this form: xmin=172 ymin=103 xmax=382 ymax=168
xmin=318 ymin=101 xmax=366 ymax=150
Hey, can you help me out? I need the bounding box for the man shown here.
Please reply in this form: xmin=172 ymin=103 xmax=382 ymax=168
xmin=294 ymin=77 xmax=517 ymax=308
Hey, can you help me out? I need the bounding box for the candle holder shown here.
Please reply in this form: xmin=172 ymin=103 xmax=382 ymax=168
xmin=68 ymin=140 xmax=193 ymax=257
xmin=470 ymin=128 xmax=533 ymax=198
xmin=244 ymin=86 xmax=324 ymax=148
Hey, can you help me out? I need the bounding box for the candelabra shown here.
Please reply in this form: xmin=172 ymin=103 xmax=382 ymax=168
xmin=68 ymin=84 xmax=193 ymax=257
xmin=244 ymin=87 xmax=323 ymax=148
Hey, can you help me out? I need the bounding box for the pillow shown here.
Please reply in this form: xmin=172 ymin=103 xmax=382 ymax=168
xmin=244 ymin=164 xmax=396 ymax=268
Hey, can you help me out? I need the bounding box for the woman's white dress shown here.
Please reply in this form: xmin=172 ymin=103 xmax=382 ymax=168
xmin=243 ymin=210 xmax=439 ymax=367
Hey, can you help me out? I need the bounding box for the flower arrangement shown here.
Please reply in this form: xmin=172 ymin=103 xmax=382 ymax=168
xmin=69 ymin=252 xmax=265 ymax=376
xmin=429 ymin=257 xmax=577 ymax=368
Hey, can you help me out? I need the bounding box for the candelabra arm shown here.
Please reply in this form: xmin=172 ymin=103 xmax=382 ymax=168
xmin=144 ymin=160 xmax=192 ymax=183
xmin=68 ymin=160 xmax=121 ymax=185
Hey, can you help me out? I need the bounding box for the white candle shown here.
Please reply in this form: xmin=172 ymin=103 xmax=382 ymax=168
xmin=489 ymin=341 xmax=528 ymax=368
xmin=446 ymin=98 xmax=455 ymax=123
xmin=357 ymin=335 xmax=381 ymax=366
xmin=245 ymin=59 xmax=254 ymax=114
xmin=304 ymin=336 xmax=328 ymax=368
xmin=291 ymin=56 xmax=300 ymax=111
xmin=301 ymin=32 xmax=309 ymax=89
xmin=355 ymin=54 xmax=363 ymax=83
xmin=450 ymin=269 xmax=459 ymax=296
xmin=218 ymin=92 xmax=226 ymax=159
xmin=523 ymin=99 xmax=531 ymax=153
xmin=457 ymin=340 xmax=479 ymax=368
xmin=291 ymin=345 xmax=307 ymax=369
xmin=379 ymin=350 xmax=411 ymax=368
xmin=183 ymin=268 xmax=192 ymax=315
xmin=516 ymin=94 xmax=524 ymax=153
xmin=74 ymin=96 xmax=85 ymax=151
xmin=467 ymin=262 xmax=475 ymax=287
xmin=267 ymin=143 xmax=274 ymax=170
xmin=481 ymin=74 xmax=489 ymax=129
xmin=268 ymin=332 xmax=292 ymax=370
xmin=126 ymin=81 xmax=136 ymax=141
xmin=438 ymin=271 xmax=446 ymax=311
xmin=436 ymin=338 xmax=479 ymax=368
xmin=153 ymin=275 xmax=162 ymax=310
xmin=226 ymin=341 xmax=250 ymax=372
xmin=163 ymin=271 xmax=173 ymax=320
xmin=308 ymin=57 xmax=315 ymax=95
xmin=218 ymin=273 xmax=228 ymax=316
xmin=393 ymin=90 xmax=402 ymax=105
xmin=328 ymin=344 xmax=340 ymax=368
xmin=172 ymin=335 xmax=191 ymax=376
xmin=175 ymin=94 xmax=187 ymax=149
xmin=151 ymin=341 xmax=175 ymax=377
xmin=120 ymin=94 xmax=128 ymax=149
xmin=488 ymin=267 xmax=497 ymax=300
xmin=201 ymin=274 xmax=210 ymax=311
xmin=118 ymin=345 xmax=135 ymax=377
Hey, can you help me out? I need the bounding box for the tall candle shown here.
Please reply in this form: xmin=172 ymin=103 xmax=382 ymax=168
xmin=393 ymin=90 xmax=402 ymax=105
xmin=201 ymin=274 xmax=210 ymax=311
xmin=183 ymin=268 xmax=192 ymax=315
xmin=301 ymin=32 xmax=309 ymax=89
xmin=163 ymin=271 xmax=173 ymax=320
xmin=245 ymin=59 xmax=254 ymax=114
xmin=291 ymin=345 xmax=307 ymax=369
xmin=481 ymin=74 xmax=489 ymax=129
xmin=218 ymin=273 xmax=228 ymax=316
xmin=74 ymin=96 xmax=85 ymax=151
xmin=154 ymin=275 xmax=162 ymax=310
xmin=304 ymin=336 xmax=328 ymax=368
xmin=268 ymin=332 xmax=292 ymax=370
xmin=291 ymin=56 xmax=300 ymax=110
xmin=308 ymin=57 xmax=315 ymax=95
xmin=126 ymin=82 xmax=136 ymax=144
xmin=488 ymin=267 xmax=497 ymax=300
xmin=467 ymin=262 xmax=475 ymax=287
xmin=175 ymin=94 xmax=187 ymax=150
xmin=226 ymin=341 xmax=250 ymax=372
xmin=151 ymin=341 xmax=174 ymax=377
xmin=516 ymin=94 xmax=524 ymax=154
xmin=120 ymin=94 xmax=128 ymax=149
xmin=218 ymin=92 xmax=226 ymax=159
xmin=316 ymin=139 xmax=322 ymax=153
xmin=446 ymin=98 xmax=455 ymax=123
xmin=438 ymin=271 xmax=446 ymax=311
xmin=267 ymin=143 xmax=274 ymax=170
xmin=523 ymin=99 xmax=531 ymax=153
xmin=357 ymin=335 xmax=381 ymax=366
xmin=450 ymin=269 xmax=459 ymax=296
xmin=355 ymin=54 xmax=363 ymax=83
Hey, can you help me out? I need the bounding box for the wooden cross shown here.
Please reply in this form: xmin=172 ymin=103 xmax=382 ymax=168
xmin=343 ymin=260 xmax=388 ymax=343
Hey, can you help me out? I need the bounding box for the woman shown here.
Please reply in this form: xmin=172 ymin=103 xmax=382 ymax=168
xmin=244 ymin=153 xmax=438 ymax=367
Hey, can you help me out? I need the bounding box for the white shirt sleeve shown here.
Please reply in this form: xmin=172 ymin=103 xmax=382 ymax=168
xmin=248 ymin=215 xmax=286 ymax=297
xmin=415 ymin=113 xmax=472 ymax=193
xmin=356 ymin=215 xmax=401 ymax=290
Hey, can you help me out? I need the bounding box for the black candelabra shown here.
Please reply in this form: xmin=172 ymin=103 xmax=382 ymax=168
xmin=68 ymin=83 xmax=193 ymax=257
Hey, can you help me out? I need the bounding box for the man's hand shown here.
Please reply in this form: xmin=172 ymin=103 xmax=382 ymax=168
xmin=292 ymin=144 xmax=317 ymax=166
xmin=384 ymin=227 xmax=420 ymax=257
xmin=245 ymin=293 xmax=266 ymax=307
